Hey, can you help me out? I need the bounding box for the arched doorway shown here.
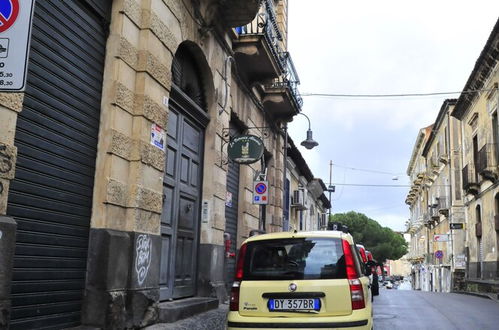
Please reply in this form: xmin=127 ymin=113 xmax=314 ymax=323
xmin=159 ymin=44 xmax=210 ymax=300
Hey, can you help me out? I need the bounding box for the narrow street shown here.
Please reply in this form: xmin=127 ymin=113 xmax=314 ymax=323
xmin=148 ymin=284 xmax=499 ymax=329
xmin=374 ymin=286 xmax=499 ymax=330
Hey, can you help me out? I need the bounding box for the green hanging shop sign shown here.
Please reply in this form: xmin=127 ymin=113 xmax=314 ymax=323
xmin=227 ymin=135 xmax=264 ymax=164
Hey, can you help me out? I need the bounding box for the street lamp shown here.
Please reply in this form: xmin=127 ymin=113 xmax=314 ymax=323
xmin=298 ymin=113 xmax=318 ymax=150
xmin=282 ymin=112 xmax=318 ymax=230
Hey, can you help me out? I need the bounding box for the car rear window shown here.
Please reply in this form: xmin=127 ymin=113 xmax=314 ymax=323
xmin=243 ymin=238 xmax=347 ymax=280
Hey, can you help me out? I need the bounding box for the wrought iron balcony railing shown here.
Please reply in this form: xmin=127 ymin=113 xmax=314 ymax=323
xmin=265 ymin=52 xmax=303 ymax=110
xmin=437 ymin=196 xmax=449 ymax=216
xmin=422 ymin=212 xmax=430 ymax=225
xmin=476 ymin=143 xmax=499 ymax=182
xmin=462 ymin=164 xmax=479 ymax=195
xmin=235 ymin=0 xmax=286 ymax=73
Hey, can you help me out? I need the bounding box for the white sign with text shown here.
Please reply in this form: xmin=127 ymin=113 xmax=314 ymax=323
xmin=0 ymin=0 xmax=35 ymax=91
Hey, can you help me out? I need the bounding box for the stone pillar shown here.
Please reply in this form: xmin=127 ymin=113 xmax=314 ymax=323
xmin=81 ymin=0 xmax=168 ymax=327
xmin=0 ymin=92 xmax=24 ymax=328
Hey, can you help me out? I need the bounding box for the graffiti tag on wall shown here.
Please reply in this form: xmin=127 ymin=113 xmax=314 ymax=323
xmin=135 ymin=234 xmax=152 ymax=286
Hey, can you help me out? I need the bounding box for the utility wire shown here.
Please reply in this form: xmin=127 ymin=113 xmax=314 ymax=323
xmin=332 ymin=183 xmax=450 ymax=187
xmin=332 ymin=163 xmax=404 ymax=176
xmin=301 ymin=87 xmax=497 ymax=98
xmin=333 ymin=183 xmax=411 ymax=187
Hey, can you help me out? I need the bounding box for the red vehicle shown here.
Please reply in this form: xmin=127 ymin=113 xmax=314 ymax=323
xmin=356 ymin=244 xmax=368 ymax=263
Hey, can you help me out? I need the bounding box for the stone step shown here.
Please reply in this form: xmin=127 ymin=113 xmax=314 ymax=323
xmin=157 ymin=297 xmax=219 ymax=323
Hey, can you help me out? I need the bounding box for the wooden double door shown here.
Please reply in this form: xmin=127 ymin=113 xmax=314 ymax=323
xmin=160 ymin=87 xmax=206 ymax=300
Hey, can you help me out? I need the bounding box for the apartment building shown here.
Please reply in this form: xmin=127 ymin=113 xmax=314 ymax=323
xmin=285 ymin=137 xmax=330 ymax=232
xmin=0 ymin=1 xmax=308 ymax=328
xmin=451 ymin=19 xmax=499 ymax=292
xmin=407 ymin=18 xmax=498 ymax=295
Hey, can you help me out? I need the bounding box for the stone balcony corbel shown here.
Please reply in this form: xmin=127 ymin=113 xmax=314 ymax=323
xmin=220 ymin=0 xmax=261 ymax=28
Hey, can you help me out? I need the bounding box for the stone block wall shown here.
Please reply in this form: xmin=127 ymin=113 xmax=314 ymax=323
xmin=0 ymin=91 xmax=23 ymax=328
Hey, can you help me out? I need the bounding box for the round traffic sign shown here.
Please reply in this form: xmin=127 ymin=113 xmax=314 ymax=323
xmin=0 ymin=0 xmax=19 ymax=33
xmin=435 ymin=250 xmax=443 ymax=259
xmin=255 ymin=182 xmax=267 ymax=194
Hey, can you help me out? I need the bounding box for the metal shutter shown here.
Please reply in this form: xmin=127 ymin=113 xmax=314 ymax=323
xmin=6 ymin=1 xmax=108 ymax=329
xmin=225 ymin=157 xmax=240 ymax=287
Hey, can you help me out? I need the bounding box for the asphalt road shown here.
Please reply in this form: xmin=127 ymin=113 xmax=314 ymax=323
xmin=374 ymin=286 xmax=499 ymax=330
xmin=147 ymin=284 xmax=499 ymax=329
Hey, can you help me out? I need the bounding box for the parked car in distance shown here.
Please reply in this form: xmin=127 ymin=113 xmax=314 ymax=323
xmin=356 ymin=244 xmax=368 ymax=263
xmin=227 ymin=230 xmax=373 ymax=330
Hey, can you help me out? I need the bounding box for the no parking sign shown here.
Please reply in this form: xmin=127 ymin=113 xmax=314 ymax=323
xmin=253 ymin=180 xmax=268 ymax=205
xmin=0 ymin=0 xmax=35 ymax=91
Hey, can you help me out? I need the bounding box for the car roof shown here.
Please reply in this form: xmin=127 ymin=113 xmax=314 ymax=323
xmin=243 ymin=230 xmax=354 ymax=245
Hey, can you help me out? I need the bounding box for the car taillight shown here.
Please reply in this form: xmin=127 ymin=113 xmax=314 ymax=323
xmin=359 ymin=248 xmax=367 ymax=263
xmin=230 ymin=243 xmax=247 ymax=311
xmin=342 ymin=239 xmax=358 ymax=279
xmin=342 ymin=240 xmax=365 ymax=310
xmin=349 ymin=279 xmax=365 ymax=310
xmin=229 ymin=281 xmax=240 ymax=311
xmin=235 ymin=243 xmax=247 ymax=280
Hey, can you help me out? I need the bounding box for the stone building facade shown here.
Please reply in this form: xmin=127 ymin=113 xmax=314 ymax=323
xmin=0 ymin=0 xmax=307 ymax=328
xmin=285 ymin=138 xmax=330 ymax=232
xmin=406 ymin=125 xmax=433 ymax=291
xmin=451 ymin=19 xmax=499 ymax=291
xmin=407 ymin=18 xmax=499 ymax=294
xmin=421 ymin=99 xmax=465 ymax=292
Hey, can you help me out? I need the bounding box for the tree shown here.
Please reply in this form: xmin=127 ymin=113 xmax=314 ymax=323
xmin=329 ymin=211 xmax=408 ymax=262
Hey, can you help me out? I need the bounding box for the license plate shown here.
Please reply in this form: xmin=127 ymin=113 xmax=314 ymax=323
xmin=268 ymin=298 xmax=320 ymax=311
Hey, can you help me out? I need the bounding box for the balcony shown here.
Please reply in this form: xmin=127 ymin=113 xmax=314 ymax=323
xmin=262 ymin=52 xmax=303 ymax=120
xmin=429 ymin=206 xmax=440 ymax=224
xmin=437 ymin=197 xmax=449 ymax=217
xmin=413 ymin=176 xmax=423 ymax=186
xmin=462 ymin=164 xmax=480 ymax=195
xmin=220 ymin=0 xmax=262 ymax=28
xmin=423 ymin=213 xmax=431 ymax=227
xmin=429 ymin=158 xmax=440 ymax=175
xmin=233 ymin=0 xmax=286 ymax=83
xmin=476 ymin=143 xmax=498 ymax=182
xmin=439 ymin=154 xmax=449 ymax=165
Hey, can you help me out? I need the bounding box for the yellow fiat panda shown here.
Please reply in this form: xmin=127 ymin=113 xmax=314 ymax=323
xmin=227 ymin=227 xmax=373 ymax=330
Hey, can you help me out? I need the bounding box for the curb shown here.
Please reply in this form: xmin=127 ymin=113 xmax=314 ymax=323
xmin=453 ymin=291 xmax=499 ymax=303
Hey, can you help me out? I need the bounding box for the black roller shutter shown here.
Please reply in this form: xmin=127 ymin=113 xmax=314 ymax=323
xmin=225 ymin=141 xmax=240 ymax=287
xmin=6 ymin=1 xmax=109 ymax=329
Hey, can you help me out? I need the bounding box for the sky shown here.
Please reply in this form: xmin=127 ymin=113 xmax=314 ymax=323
xmin=286 ymin=0 xmax=499 ymax=231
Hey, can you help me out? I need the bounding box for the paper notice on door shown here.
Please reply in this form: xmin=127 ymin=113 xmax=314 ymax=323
xmin=151 ymin=123 xmax=166 ymax=152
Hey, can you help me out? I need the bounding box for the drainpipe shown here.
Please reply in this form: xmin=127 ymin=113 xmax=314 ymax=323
xmin=446 ymin=109 xmax=454 ymax=292
xmin=282 ymin=123 xmax=288 ymax=231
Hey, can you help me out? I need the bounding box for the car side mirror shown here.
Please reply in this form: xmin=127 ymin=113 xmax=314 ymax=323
xmin=364 ymin=264 xmax=372 ymax=276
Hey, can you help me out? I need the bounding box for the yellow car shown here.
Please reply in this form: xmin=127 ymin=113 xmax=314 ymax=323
xmin=227 ymin=228 xmax=373 ymax=330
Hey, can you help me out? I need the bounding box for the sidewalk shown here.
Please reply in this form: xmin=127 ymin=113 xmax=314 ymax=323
xmin=145 ymin=304 xmax=228 ymax=330
xmin=454 ymin=290 xmax=499 ymax=303
xmin=455 ymin=278 xmax=499 ymax=303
